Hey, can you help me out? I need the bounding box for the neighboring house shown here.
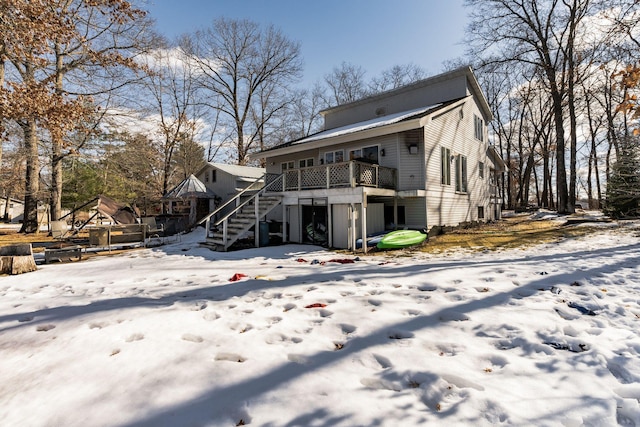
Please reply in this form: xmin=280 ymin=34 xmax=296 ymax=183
xmin=0 ymin=197 xmax=25 ymax=223
xmin=196 ymin=163 xmax=266 ymax=219
xmin=197 ymin=163 xmax=266 ymax=199
xmin=203 ymin=66 xmax=506 ymax=251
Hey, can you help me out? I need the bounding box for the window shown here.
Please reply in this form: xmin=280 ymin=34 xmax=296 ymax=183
xmin=281 ymin=161 xmax=295 ymax=172
xmin=211 ymin=169 xmax=217 ymax=183
xmin=349 ymin=145 xmax=379 ymax=163
xmin=478 ymin=206 xmax=485 ymax=220
xmin=455 ymin=155 xmax=467 ymax=192
xmin=299 ymin=158 xmax=314 ymax=168
xmin=204 ymin=172 xmax=209 ymax=183
xmin=362 ymin=146 xmax=379 ymax=163
xmin=479 ymin=161 xmax=484 ymax=179
xmin=474 ymin=115 xmax=484 ymax=142
xmin=324 ymin=150 xmax=344 ymax=164
xmin=441 ymin=146 xmax=451 ymax=185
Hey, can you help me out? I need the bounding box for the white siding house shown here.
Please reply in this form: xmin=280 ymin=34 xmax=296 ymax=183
xmin=222 ymin=66 xmax=507 ymax=252
xmin=0 ymin=197 xmax=24 ymax=223
xmin=196 ymin=162 xmax=266 ymax=220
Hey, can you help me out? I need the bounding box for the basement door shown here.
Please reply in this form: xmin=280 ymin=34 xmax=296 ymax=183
xmin=300 ymin=198 xmax=328 ymax=246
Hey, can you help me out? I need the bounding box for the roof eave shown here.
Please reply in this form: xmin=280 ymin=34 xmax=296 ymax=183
xmin=488 ymin=145 xmax=508 ymax=172
xmin=249 ymin=118 xmax=425 ymax=160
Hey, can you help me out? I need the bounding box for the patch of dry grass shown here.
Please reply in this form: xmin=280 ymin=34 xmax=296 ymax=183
xmin=420 ymin=215 xmax=598 ymax=254
xmin=0 ymin=228 xmax=55 ymax=252
xmin=0 ymin=226 xmax=90 ymax=253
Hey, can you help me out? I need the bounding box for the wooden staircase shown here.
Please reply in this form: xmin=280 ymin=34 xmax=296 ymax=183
xmin=199 ymin=173 xmax=283 ymax=251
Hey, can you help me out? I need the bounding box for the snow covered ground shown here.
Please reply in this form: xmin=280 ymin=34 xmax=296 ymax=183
xmin=1 ymin=219 xmax=640 ymax=426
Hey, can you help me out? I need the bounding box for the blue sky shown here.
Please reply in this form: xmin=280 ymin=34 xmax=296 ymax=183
xmin=145 ymin=0 xmax=469 ymax=88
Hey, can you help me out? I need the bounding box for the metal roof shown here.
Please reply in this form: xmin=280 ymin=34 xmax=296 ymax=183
xmin=199 ymin=163 xmax=265 ymax=179
xmin=163 ymin=175 xmax=216 ymax=199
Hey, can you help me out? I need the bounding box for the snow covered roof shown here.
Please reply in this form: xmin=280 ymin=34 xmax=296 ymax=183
xmin=206 ymin=163 xmax=265 ymax=179
xmin=293 ymin=104 xmax=440 ymax=146
xmin=255 ymin=101 xmax=463 ymax=159
xmin=163 ymin=174 xmax=216 ymax=199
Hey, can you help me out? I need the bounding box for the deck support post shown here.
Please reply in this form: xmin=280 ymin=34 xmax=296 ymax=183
xmin=361 ymin=198 xmax=367 ymax=254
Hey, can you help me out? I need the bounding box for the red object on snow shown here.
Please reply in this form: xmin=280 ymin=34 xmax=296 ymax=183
xmin=304 ymin=303 xmax=327 ymax=308
xmin=327 ymin=259 xmax=355 ymax=264
xmin=296 ymin=258 xmax=308 ymax=263
xmin=229 ymin=273 xmax=248 ymax=282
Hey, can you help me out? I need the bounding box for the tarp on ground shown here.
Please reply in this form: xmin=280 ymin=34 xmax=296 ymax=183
xmin=94 ymin=195 xmax=139 ymax=224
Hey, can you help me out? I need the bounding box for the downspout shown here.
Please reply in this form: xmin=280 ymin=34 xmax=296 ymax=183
xmin=350 ymin=203 xmax=356 ymax=251
xmin=361 ymin=192 xmax=368 ymax=254
xmin=422 ymin=123 xmax=428 ymax=232
xmin=327 ymin=202 xmax=333 ymax=248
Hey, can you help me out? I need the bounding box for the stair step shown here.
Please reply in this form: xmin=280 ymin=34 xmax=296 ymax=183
xmin=202 ymin=193 xmax=282 ymax=251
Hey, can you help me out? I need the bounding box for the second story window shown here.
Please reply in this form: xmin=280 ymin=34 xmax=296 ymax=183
xmin=479 ymin=161 xmax=484 ymax=179
xmin=474 ymin=115 xmax=484 ymax=142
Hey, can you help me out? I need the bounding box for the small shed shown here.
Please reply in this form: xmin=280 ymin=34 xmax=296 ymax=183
xmin=0 ymin=197 xmax=25 ymax=223
xmin=163 ymin=175 xmax=217 ymax=226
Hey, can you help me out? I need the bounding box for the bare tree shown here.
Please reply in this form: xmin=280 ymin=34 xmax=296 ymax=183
xmin=183 ymin=18 xmax=303 ymax=165
xmin=368 ymin=63 xmax=426 ymax=93
xmin=283 ymin=84 xmax=326 ymax=140
xmin=466 ymin=0 xmax=609 ymax=213
xmin=142 ymin=45 xmax=201 ymax=196
xmin=323 ymin=62 xmax=368 ymax=106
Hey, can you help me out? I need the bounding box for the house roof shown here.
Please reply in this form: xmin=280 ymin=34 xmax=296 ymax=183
xmin=320 ymin=66 xmax=493 ymax=122
xmin=487 ymin=145 xmax=508 ymax=172
xmin=163 ymin=174 xmax=216 ymax=199
xmin=288 ymin=104 xmax=439 ymax=146
xmin=0 ymin=197 xmax=23 ymax=205
xmin=252 ymin=98 xmax=464 ymax=159
xmin=198 ymin=163 xmax=265 ymax=179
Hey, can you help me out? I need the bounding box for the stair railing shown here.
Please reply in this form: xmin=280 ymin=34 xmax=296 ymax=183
xmin=198 ymin=172 xmax=284 ymax=248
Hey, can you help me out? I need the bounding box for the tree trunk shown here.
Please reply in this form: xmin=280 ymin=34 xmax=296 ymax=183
xmin=541 ymin=153 xmax=548 ymax=208
xmin=0 ymin=243 xmax=37 ymax=275
xmin=50 ymin=44 xmax=65 ymax=221
xmin=547 ymin=155 xmax=555 ymax=211
xmin=505 ymin=142 xmax=513 ymax=209
xmin=0 ymin=59 xmax=4 ymax=171
xmin=566 ymin=0 xmax=580 ymax=215
xmin=50 ymin=141 xmax=63 ymax=221
xmin=551 ymin=89 xmax=569 ymax=213
xmin=567 ymin=76 xmax=578 ymax=213
xmin=2 ymin=193 xmax=10 ymax=221
xmin=587 ymin=151 xmax=595 ymax=209
xmin=532 ymin=161 xmax=541 ymax=206
xmin=19 ymin=118 xmax=40 ymax=233
xmin=594 ymin=142 xmax=602 ymax=208
xmin=237 ymin=123 xmax=246 ymax=165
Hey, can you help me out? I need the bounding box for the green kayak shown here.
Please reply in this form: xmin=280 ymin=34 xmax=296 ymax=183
xmin=376 ymin=229 xmax=427 ymax=249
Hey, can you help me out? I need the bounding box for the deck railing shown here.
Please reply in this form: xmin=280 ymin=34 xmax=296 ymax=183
xmin=266 ymin=161 xmax=397 ymax=192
